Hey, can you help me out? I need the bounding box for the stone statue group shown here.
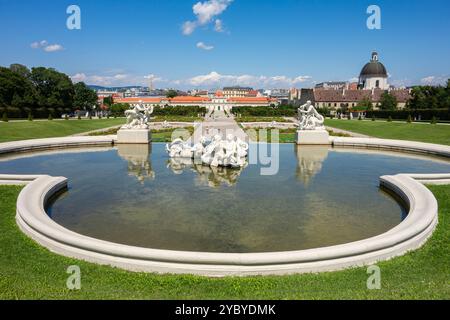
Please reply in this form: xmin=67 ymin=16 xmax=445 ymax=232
xmin=297 ymin=100 xmax=325 ymax=130
xmin=166 ymin=134 xmax=249 ymax=168
xmin=122 ymin=102 xmax=154 ymax=130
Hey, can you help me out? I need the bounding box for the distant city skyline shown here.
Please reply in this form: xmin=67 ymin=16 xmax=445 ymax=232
xmin=0 ymin=0 xmax=449 ymax=89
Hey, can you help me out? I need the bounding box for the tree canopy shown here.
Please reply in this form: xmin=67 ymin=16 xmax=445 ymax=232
xmin=0 ymin=64 xmax=98 ymax=118
xmin=379 ymin=92 xmax=398 ymax=111
xmin=408 ymin=81 xmax=450 ymax=110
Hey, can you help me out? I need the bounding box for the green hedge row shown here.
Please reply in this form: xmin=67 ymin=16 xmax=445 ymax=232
xmin=109 ymin=104 xmax=207 ymax=117
xmin=232 ymin=105 xmax=296 ymax=117
xmin=0 ymin=106 xmax=72 ymax=119
xmin=366 ymin=109 xmax=450 ymax=121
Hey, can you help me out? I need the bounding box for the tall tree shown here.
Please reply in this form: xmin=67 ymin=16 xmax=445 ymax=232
xmin=379 ymin=92 xmax=398 ymax=110
xmin=73 ymin=82 xmax=98 ymax=111
xmin=10 ymin=64 xmax=31 ymax=79
xmin=30 ymin=67 xmax=74 ymax=109
xmin=0 ymin=67 xmax=35 ymax=108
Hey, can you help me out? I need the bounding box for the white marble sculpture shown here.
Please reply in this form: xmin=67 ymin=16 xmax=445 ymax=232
xmin=122 ymin=101 xmax=154 ymax=130
xmin=297 ymin=100 xmax=325 ymax=130
xmin=166 ymin=134 xmax=249 ymax=168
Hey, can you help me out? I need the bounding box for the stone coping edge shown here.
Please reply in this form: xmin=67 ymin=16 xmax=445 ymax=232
xmin=0 ymin=136 xmax=447 ymax=276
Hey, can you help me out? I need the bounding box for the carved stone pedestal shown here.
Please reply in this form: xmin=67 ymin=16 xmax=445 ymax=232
xmin=117 ymin=129 xmax=152 ymax=144
xmin=295 ymin=130 xmax=330 ymax=145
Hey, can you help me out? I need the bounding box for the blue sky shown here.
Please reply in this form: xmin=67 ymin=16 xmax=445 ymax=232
xmin=0 ymin=0 xmax=449 ymax=89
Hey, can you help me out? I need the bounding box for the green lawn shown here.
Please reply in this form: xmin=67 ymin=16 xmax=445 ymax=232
xmin=1 ymin=184 xmax=448 ymax=300
xmin=236 ymin=117 xmax=291 ymax=123
xmin=0 ymin=118 xmax=125 ymax=143
xmin=247 ymin=128 xmax=350 ymax=143
xmin=325 ymin=119 xmax=450 ymax=145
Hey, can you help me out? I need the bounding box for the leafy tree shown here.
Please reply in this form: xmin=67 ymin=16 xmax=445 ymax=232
xmin=408 ymin=82 xmax=450 ymax=110
xmin=10 ymin=64 xmax=31 ymax=79
xmin=379 ymin=92 xmax=398 ymax=111
xmin=166 ymin=89 xmax=178 ymax=99
xmin=73 ymin=82 xmax=98 ymax=111
xmin=355 ymin=97 xmax=373 ymax=111
xmin=103 ymin=96 xmax=113 ymax=107
xmin=30 ymin=67 xmax=74 ymax=110
xmin=0 ymin=67 xmax=35 ymax=108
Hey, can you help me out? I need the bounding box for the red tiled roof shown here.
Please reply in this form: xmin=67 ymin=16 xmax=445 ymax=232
xmin=227 ymin=97 xmax=275 ymax=102
xmin=115 ymin=97 xmax=163 ymax=103
xmin=314 ymin=89 xmax=411 ymax=103
xmin=170 ymin=96 xmax=211 ymax=102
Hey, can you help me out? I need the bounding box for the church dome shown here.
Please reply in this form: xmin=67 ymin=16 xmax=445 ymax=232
xmin=360 ymin=52 xmax=388 ymax=78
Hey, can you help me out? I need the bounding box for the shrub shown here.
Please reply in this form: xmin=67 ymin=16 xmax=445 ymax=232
xmin=387 ymin=116 xmax=392 ymax=122
xmin=64 ymin=114 xmax=69 ymax=120
xmin=48 ymin=113 xmax=53 ymax=121
xmin=372 ymin=115 xmax=376 ymax=121
xmin=2 ymin=112 xmax=8 ymax=122
xmin=78 ymin=114 xmax=81 ymax=120
xmin=431 ymin=116 xmax=437 ymax=124
xmin=366 ymin=109 xmax=449 ymax=121
xmin=407 ymin=115 xmax=412 ymax=123
xmin=28 ymin=112 xmax=33 ymax=121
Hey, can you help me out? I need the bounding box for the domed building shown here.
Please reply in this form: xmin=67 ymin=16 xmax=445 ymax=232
xmin=358 ymin=51 xmax=389 ymax=90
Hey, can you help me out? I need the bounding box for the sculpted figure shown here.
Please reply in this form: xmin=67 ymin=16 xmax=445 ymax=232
xmin=122 ymin=102 xmax=154 ymax=129
xmin=166 ymin=133 xmax=248 ymax=168
xmin=297 ymin=100 xmax=325 ymax=130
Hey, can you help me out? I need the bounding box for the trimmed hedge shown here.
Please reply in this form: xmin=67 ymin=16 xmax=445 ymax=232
xmin=366 ymin=109 xmax=450 ymax=121
xmin=232 ymin=105 xmax=296 ymax=117
xmin=0 ymin=106 xmax=72 ymax=119
xmin=153 ymin=105 xmax=206 ymax=117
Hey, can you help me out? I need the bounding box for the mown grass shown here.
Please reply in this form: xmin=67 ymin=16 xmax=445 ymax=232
xmin=0 ymin=118 xmax=125 ymax=143
xmin=325 ymin=119 xmax=450 ymax=145
xmin=235 ymin=117 xmax=291 ymax=123
xmin=153 ymin=116 xmax=203 ymax=122
xmin=246 ymin=128 xmax=350 ymax=143
xmin=1 ymin=184 xmax=448 ymax=300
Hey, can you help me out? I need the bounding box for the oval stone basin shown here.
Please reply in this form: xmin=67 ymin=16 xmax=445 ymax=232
xmin=1 ymin=143 xmax=449 ymax=253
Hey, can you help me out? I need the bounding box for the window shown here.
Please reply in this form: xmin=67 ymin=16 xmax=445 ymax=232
xmin=376 ymin=80 xmax=380 ymax=88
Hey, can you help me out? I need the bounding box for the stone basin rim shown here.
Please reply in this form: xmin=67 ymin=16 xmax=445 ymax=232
xmin=1 ymin=135 xmax=449 ymax=276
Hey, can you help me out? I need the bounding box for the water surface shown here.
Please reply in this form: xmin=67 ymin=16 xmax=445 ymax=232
xmin=1 ymin=143 xmax=449 ymax=253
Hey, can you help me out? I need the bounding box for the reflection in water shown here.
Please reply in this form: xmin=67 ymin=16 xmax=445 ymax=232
xmin=295 ymin=145 xmax=329 ymax=185
xmin=117 ymin=144 xmax=155 ymax=184
xmin=167 ymin=157 xmax=246 ymax=187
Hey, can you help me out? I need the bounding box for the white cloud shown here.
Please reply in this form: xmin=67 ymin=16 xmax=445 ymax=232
xmin=182 ymin=21 xmax=198 ymax=35
xmin=30 ymin=40 xmax=48 ymax=49
xmin=31 ymin=40 xmax=64 ymax=52
xmin=71 ymin=73 xmax=167 ymax=87
xmin=43 ymin=44 xmax=64 ymax=52
xmin=421 ymin=75 xmax=447 ymax=86
xmin=144 ymin=74 xmax=163 ymax=82
xmin=196 ymin=42 xmax=214 ymax=50
xmin=71 ymin=73 xmax=87 ymax=83
xmin=70 ymin=71 xmax=313 ymax=89
xmin=214 ymin=19 xmax=224 ymax=32
xmin=182 ymin=0 xmax=232 ymax=35
xmin=186 ymin=71 xmax=313 ymax=88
